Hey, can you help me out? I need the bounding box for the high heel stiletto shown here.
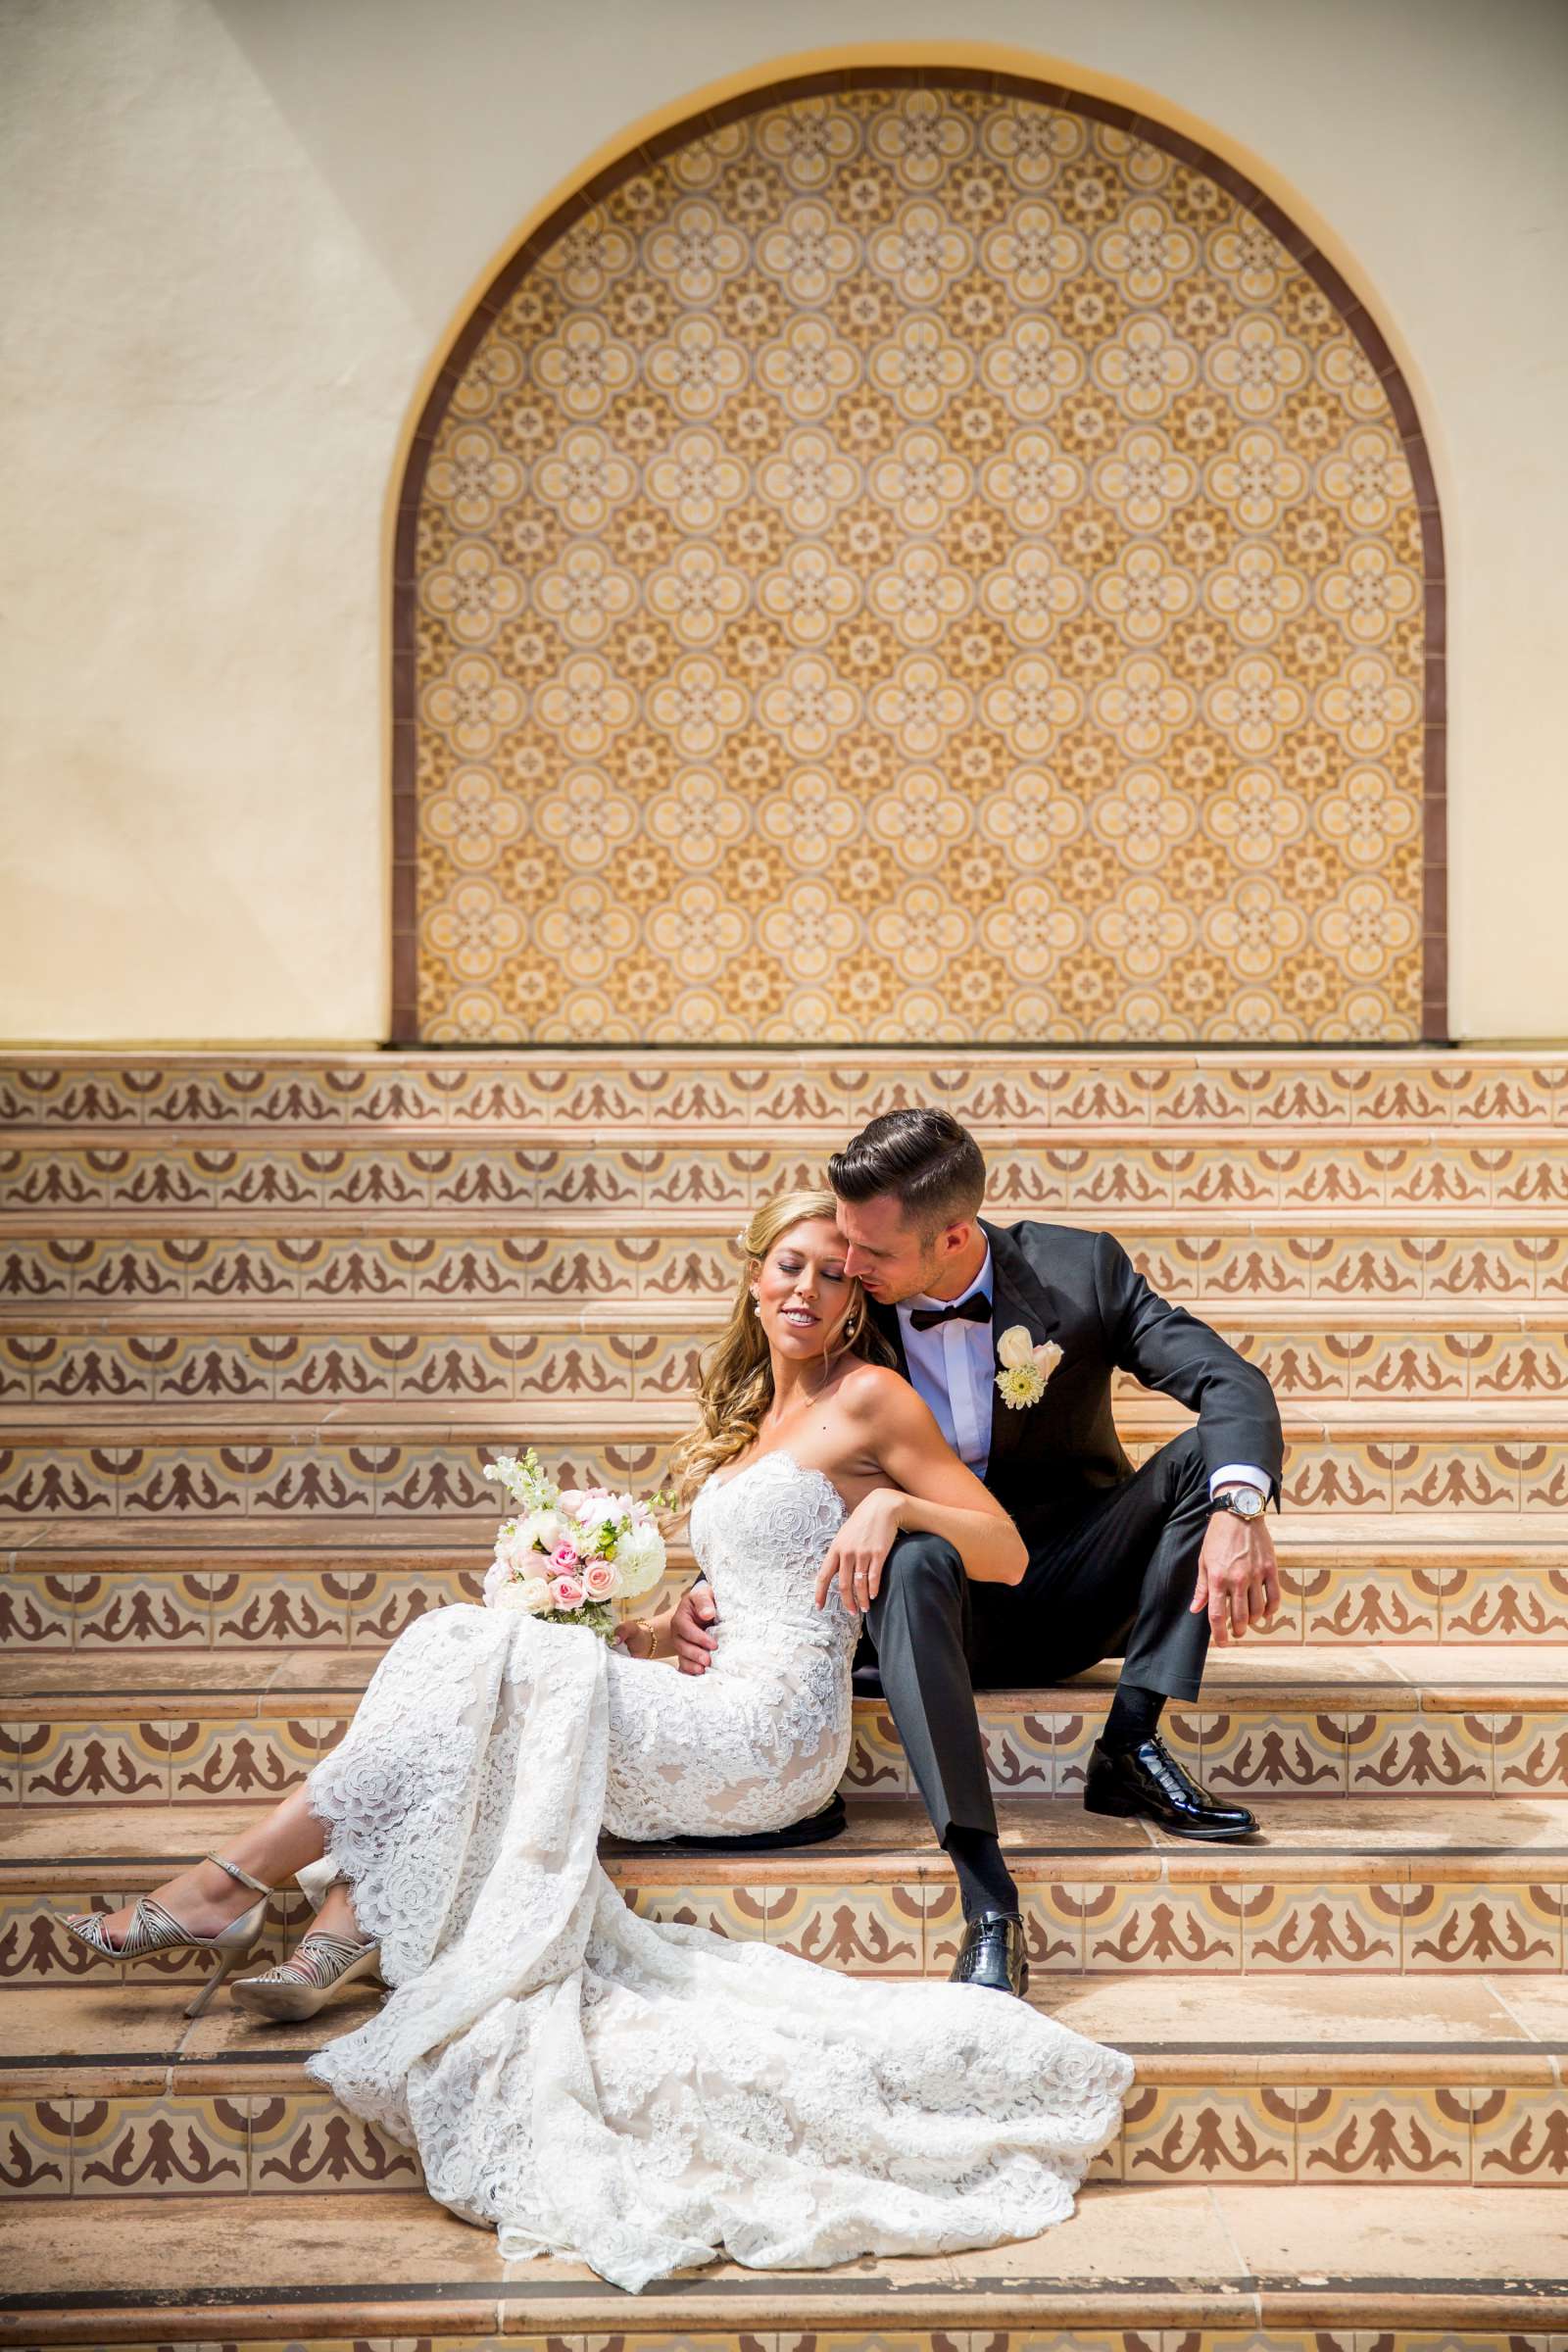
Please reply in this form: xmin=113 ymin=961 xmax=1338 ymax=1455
xmin=59 ymin=1851 xmax=273 ymax=2022
xmin=229 ymin=1928 xmax=382 ymax=2022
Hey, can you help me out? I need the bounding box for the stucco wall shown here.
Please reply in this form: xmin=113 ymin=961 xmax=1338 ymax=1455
xmin=1 ymin=0 xmax=1564 ymax=1044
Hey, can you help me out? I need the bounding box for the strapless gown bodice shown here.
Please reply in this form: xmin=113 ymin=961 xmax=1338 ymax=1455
xmin=601 ymin=1451 xmax=857 ymax=1841
xmin=686 ymin=1448 xmax=856 ymax=1654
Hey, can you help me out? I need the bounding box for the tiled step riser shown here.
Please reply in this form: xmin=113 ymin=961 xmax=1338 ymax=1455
xmin=11 ymin=1873 xmax=1568 ymax=1989
xmin=5 ymin=1324 xmax=1567 ymax=1404
xmin=11 ymin=1229 xmax=1568 ymax=1304
xmin=7 ymin=1558 xmax=1568 ymax=1650
xmin=5 ymin=2072 xmax=1563 ymax=2199
xmin=5 ymin=1701 xmax=1564 ymax=1804
xmin=5 ymin=1429 xmax=1568 ymax=1519
xmin=6 ymin=1052 xmax=1567 ymax=1133
xmin=20 ymin=1139 xmax=1568 ymax=1216
xmin=8 ymin=2334 xmax=1559 ymax=2352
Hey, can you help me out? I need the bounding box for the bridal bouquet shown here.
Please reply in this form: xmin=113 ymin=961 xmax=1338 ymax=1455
xmin=480 ymin=1446 xmax=668 ymax=1639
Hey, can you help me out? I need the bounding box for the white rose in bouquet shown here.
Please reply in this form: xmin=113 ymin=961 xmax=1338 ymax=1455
xmin=612 ymin=1520 xmax=667 ymax=1597
xmin=493 ymin=1520 xmax=541 ymax=1573
xmin=492 ymin=1574 xmax=552 ymax=1616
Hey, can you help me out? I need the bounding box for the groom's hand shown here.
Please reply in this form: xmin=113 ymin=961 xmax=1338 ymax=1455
xmin=1192 ymin=1501 xmax=1281 ymax=1645
xmin=671 ymin=1582 xmax=718 ymax=1676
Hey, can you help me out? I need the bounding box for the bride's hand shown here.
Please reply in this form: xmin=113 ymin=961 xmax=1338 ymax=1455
xmin=814 ymin=1488 xmax=906 ymax=1616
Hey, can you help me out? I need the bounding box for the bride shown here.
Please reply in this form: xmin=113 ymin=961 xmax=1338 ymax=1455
xmin=61 ymin=1189 xmax=1133 ymax=2293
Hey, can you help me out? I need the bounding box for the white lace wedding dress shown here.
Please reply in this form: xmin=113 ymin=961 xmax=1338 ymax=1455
xmin=297 ymin=1450 xmax=1133 ymax=2293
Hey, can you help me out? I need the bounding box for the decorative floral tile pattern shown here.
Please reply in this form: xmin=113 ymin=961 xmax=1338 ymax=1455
xmin=10 ymin=2077 xmax=1557 ymax=2199
xmin=14 ymin=1052 xmax=1568 ymax=1134
xmin=22 ymin=1140 xmax=1568 ymax=1219
xmin=404 ymin=85 xmax=1428 ymax=1044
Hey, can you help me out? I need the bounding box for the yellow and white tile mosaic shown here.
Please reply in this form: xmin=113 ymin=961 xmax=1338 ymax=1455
xmin=407 ymin=82 xmax=1431 ymax=1044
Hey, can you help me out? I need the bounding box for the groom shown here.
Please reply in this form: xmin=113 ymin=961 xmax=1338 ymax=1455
xmin=672 ymin=1105 xmax=1284 ymax=1998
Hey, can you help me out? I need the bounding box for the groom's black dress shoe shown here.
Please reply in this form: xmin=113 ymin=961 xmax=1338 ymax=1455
xmin=948 ymin=1909 xmax=1029 ymax=1998
xmin=1083 ymin=1734 xmax=1257 ymax=1840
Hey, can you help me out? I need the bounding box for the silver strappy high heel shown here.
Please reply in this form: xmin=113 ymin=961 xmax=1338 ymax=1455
xmin=229 ymin=1926 xmax=382 ymax=2022
xmin=59 ymin=1851 xmax=273 ymax=2021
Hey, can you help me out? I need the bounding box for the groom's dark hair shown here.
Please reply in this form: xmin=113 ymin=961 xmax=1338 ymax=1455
xmin=828 ymin=1107 xmax=986 ymax=1236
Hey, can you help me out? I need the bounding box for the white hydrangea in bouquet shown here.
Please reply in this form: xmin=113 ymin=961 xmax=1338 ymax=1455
xmin=480 ymin=1446 xmax=668 ymax=1639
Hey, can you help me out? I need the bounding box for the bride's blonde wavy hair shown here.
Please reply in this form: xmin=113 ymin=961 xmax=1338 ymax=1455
xmin=665 ymin=1189 xmax=895 ymax=1507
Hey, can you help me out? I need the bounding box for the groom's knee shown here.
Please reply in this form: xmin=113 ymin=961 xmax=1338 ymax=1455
xmin=875 ymin=1531 xmax=966 ymax=1626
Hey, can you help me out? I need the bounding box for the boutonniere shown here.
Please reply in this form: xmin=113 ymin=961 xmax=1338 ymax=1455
xmin=995 ymin=1325 xmax=1062 ymax=1409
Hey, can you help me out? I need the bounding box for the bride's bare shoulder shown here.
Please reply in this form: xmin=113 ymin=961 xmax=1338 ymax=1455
xmin=834 ymin=1358 xmax=926 ymax=1432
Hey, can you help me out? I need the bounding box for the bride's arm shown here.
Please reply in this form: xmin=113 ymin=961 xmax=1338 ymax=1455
xmin=612 ymin=1592 xmax=681 ymax=1661
xmin=812 ymin=1367 xmax=1027 ymax=1615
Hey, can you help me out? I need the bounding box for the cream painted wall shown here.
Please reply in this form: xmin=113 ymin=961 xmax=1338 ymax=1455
xmin=1 ymin=0 xmax=1564 ymax=1043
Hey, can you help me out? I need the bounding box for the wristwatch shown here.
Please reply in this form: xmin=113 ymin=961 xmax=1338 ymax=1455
xmin=1209 ymin=1486 xmax=1267 ymax=1521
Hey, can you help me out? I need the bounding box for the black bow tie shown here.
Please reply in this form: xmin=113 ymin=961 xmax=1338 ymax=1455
xmin=907 ymin=1292 xmax=993 ymax=1332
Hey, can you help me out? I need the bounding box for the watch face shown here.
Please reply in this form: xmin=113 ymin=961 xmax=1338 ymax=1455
xmin=1230 ymin=1488 xmax=1265 ymax=1518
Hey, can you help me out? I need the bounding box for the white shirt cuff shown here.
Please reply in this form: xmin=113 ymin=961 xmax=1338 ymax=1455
xmin=1209 ymin=1463 xmax=1271 ymax=1500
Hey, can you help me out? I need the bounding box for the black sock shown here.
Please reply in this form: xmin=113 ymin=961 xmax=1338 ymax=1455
xmin=1102 ymin=1681 xmax=1164 ymax=1755
xmin=943 ymin=1825 xmax=1019 ymax=1922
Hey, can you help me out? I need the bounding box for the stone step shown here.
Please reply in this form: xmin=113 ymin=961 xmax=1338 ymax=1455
xmin=3 ymin=1412 xmax=1567 ymax=1525
xmin=5 ymin=1046 xmax=1566 ymax=1138
xmin=2 ymin=1976 xmax=1564 ymax=2204
xmin=9 ymin=1795 xmax=1568 ymax=1988
xmin=4 ymin=1316 xmax=1566 ymax=1407
xmin=2 ymin=1647 xmax=1564 ymax=1805
xmin=17 ymin=1137 xmax=1568 ymax=1223
xmin=4 ymin=2185 xmax=1564 ymax=2347
xmin=8 ymin=1531 xmax=1568 ymax=1650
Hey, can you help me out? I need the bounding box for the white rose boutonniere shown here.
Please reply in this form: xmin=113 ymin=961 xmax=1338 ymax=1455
xmin=995 ymin=1325 xmax=1063 ymax=1409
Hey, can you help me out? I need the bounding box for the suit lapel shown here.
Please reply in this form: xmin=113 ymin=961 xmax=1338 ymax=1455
xmin=981 ymin=1218 xmax=1061 ymax=1479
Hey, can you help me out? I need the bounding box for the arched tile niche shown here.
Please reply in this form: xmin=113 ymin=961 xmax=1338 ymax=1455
xmin=395 ymin=71 xmax=1444 ymax=1045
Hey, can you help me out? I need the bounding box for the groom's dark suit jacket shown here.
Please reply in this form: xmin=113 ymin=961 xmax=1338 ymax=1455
xmin=867 ymin=1217 xmax=1284 ymax=1542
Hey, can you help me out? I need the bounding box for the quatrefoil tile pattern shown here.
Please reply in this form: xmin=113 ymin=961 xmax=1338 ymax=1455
xmin=405 ymin=78 xmax=1432 ymax=1045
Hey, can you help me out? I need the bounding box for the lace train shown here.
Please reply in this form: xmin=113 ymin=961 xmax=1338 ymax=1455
xmin=296 ymin=1457 xmax=1133 ymax=2292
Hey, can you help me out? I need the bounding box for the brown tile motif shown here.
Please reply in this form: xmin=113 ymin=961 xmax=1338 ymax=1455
xmin=12 ymin=1052 xmax=1568 ymax=1132
xmin=16 ymin=1225 xmax=1568 ymax=1309
xmin=397 ymin=84 xmax=1430 ymax=1045
xmin=0 ymin=2093 xmax=72 ymax=2194
xmin=1470 ymin=2084 xmax=1568 ymax=2184
xmin=1294 ymin=2082 xmax=1472 ymax=2183
xmin=5 ymin=1698 xmax=1564 ymax=1808
xmin=24 ymin=1141 xmax=1568 ymax=1218
xmin=13 ymin=1429 xmax=1568 ymax=1531
xmin=8 ymin=1864 xmax=1568 ymax=1984
xmin=9 ymin=2077 xmax=1561 ymax=2198
xmin=11 ymin=2091 xmax=423 ymax=2196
